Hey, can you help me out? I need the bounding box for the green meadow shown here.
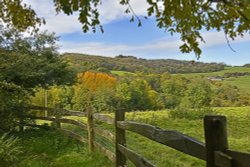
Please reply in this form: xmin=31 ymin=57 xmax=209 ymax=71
xmin=111 ymin=70 xmax=136 ymax=76
xmin=18 ymin=107 xmax=249 ymax=167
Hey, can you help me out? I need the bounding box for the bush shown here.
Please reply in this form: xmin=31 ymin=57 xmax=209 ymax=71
xmin=0 ymin=133 xmax=22 ymax=167
xmin=169 ymin=107 xmax=214 ymax=120
xmin=0 ymin=81 xmax=28 ymax=131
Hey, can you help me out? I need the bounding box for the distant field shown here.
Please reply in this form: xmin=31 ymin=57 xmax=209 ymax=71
xmin=178 ymin=66 xmax=250 ymax=93
xmin=177 ymin=66 xmax=250 ymax=77
xmin=223 ymin=76 xmax=250 ymax=93
xmin=111 ymin=70 xmax=135 ymax=76
xmin=112 ymin=66 xmax=250 ymax=93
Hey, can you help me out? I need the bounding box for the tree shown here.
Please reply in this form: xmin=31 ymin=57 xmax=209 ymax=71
xmin=182 ymin=79 xmax=212 ymax=108
xmin=31 ymin=86 xmax=74 ymax=109
xmin=73 ymin=71 xmax=117 ymax=112
xmin=1 ymin=0 xmax=250 ymax=56
xmin=0 ymin=26 xmax=76 ymax=90
xmin=161 ymin=75 xmax=188 ymax=108
xmin=116 ymin=78 xmax=163 ymax=111
xmin=0 ymin=26 xmax=76 ymax=131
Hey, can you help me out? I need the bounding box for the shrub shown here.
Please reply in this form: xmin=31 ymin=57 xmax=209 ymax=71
xmin=169 ymin=107 xmax=214 ymax=120
xmin=0 ymin=133 xmax=22 ymax=167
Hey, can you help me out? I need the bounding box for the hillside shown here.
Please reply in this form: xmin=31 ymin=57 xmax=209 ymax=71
xmin=63 ymin=53 xmax=225 ymax=74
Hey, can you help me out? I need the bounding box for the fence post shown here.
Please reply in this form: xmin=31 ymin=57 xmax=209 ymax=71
xmin=44 ymin=89 xmax=48 ymax=117
xmin=52 ymin=104 xmax=62 ymax=129
xmin=87 ymin=104 xmax=95 ymax=154
xmin=115 ymin=109 xmax=126 ymax=167
xmin=19 ymin=117 xmax=24 ymax=132
xmin=55 ymin=105 xmax=62 ymax=129
xmin=204 ymin=115 xmax=229 ymax=167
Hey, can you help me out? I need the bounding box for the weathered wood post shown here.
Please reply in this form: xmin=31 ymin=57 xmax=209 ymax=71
xmin=52 ymin=104 xmax=62 ymax=129
xmin=55 ymin=105 xmax=62 ymax=129
xmin=44 ymin=89 xmax=48 ymax=117
xmin=204 ymin=115 xmax=231 ymax=167
xmin=115 ymin=108 xmax=126 ymax=167
xmin=87 ymin=103 xmax=95 ymax=154
xmin=19 ymin=115 xmax=24 ymax=132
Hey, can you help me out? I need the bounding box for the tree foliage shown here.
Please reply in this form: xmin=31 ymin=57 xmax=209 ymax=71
xmin=0 ymin=26 xmax=75 ymax=131
xmin=0 ymin=0 xmax=44 ymax=31
xmin=1 ymin=0 xmax=250 ymax=55
xmin=73 ymin=71 xmax=117 ymax=112
xmin=0 ymin=27 xmax=75 ymax=90
xmin=64 ymin=53 xmax=225 ymax=74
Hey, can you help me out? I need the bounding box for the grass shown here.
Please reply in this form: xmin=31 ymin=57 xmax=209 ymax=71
xmin=223 ymin=76 xmax=250 ymax=93
xmin=111 ymin=70 xmax=135 ymax=76
xmin=178 ymin=66 xmax=250 ymax=77
xmin=13 ymin=106 xmax=250 ymax=167
xmin=109 ymin=108 xmax=250 ymax=167
xmin=15 ymin=128 xmax=113 ymax=167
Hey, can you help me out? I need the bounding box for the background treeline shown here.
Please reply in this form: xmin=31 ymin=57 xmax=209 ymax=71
xmin=243 ymin=64 xmax=250 ymax=68
xmin=63 ymin=53 xmax=225 ymax=74
xmin=31 ymin=71 xmax=250 ymax=114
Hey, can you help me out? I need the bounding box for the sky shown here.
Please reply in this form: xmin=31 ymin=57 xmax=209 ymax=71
xmin=23 ymin=0 xmax=250 ymax=66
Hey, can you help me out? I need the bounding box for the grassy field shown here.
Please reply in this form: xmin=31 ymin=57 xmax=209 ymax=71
xmin=122 ymin=107 xmax=250 ymax=167
xmin=223 ymin=76 xmax=250 ymax=93
xmin=15 ymin=129 xmax=112 ymax=167
xmin=178 ymin=66 xmax=250 ymax=77
xmin=11 ymin=106 xmax=250 ymax=167
xmin=111 ymin=70 xmax=135 ymax=76
xmin=58 ymin=107 xmax=250 ymax=167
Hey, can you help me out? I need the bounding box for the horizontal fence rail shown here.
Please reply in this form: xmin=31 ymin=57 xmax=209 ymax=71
xmin=58 ymin=128 xmax=88 ymax=143
xmin=28 ymin=106 xmax=114 ymax=124
xmin=115 ymin=110 xmax=250 ymax=167
xmin=94 ymin=127 xmax=115 ymax=143
xmin=117 ymin=144 xmax=155 ymax=167
xmin=24 ymin=116 xmax=87 ymax=130
xmin=225 ymin=150 xmax=250 ymax=167
xmin=117 ymin=121 xmax=206 ymax=161
xmin=94 ymin=141 xmax=116 ymax=163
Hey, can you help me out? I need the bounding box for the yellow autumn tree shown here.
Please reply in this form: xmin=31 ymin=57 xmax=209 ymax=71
xmin=73 ymin=71 xmax=117 ymax=112
xmin=77 ymin=71 xmax=117 ymax=91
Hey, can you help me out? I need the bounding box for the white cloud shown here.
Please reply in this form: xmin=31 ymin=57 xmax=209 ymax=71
xmin=59 ymin=30 xmax=250 ymax=58
xmin=23 ymin=0 xmax=149 ymax=35
xmin=23 ymin=0 xmax=81 ymax=35
xmin=200 ymin=31 xmax=250 ymax=49
xmin=59 ymin=37 xmax=181 ymax=57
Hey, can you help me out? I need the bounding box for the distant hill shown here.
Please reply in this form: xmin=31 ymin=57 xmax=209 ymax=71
xmin=243 ymin=64 xmax=250 ymax=68
xmin=63 ymin=53 xmax=225 ymax=74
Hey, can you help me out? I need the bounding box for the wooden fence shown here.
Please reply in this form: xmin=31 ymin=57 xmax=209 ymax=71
xmin=22 ymin=105 xmax=116 ymax=163
xmin=20 ymin=106 xmax=250 ymax=167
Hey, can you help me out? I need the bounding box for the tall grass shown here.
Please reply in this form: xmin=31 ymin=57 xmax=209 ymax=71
xmin=0 ymin=133 xmax=22 ymax=167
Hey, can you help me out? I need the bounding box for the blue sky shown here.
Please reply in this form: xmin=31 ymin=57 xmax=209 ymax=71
xmin=24 ymin=0 xmax=250 ymax=66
